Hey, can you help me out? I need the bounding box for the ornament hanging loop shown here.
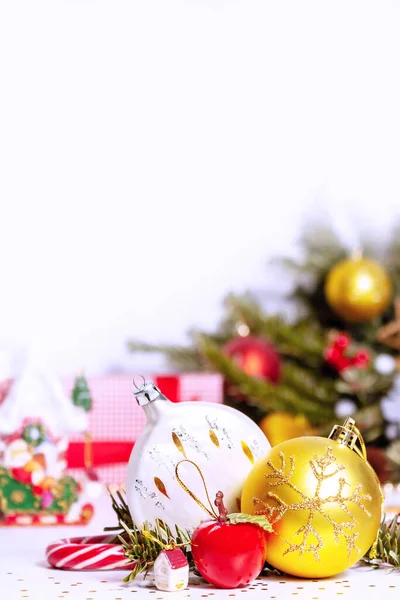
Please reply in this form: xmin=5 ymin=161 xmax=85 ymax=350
xmin=175 ymin=460 xmax=218 ymax=520
xmin=133 ymin=375 xmax=146 ymax=390
xmin=330 ymin=418 xmax=384 ymax=508
xmin=133 ymin=378 xmax=169 ymax=406
xmin=329 ymin=417 xmax=367 ymax=460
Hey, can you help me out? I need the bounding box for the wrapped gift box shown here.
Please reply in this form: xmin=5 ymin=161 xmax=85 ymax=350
xmin=65 ymin=373 xmax=223 ymax=485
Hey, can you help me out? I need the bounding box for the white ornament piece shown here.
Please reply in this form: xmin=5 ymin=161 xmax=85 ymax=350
xmin=382 ymin=373 xmax=400 ymax=422
xmin=154 ymin=548 xmax=189 ymax=592
xmin=335 ymin=398 xmax=356 ymax=419
xmin=385 ymin=423 xmax=399 ymax=440
xmin=126 ymin=380 xmax=270 ymax=532
xmin=375 ymin=354 xmax=396 ymax=375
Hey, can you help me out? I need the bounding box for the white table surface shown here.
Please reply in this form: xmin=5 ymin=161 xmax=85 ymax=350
xmin=1 ymin=495 xmax=398 ymax=600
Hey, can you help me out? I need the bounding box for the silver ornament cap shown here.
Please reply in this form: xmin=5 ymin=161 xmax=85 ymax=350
xmin=133 ymin=377 xmax=169 ymax=406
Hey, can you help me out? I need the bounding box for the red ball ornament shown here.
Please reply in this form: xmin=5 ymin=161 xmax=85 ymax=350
xmin=224 ymin=336 xmax=280 ymax=383
xmin=191 ymin=492 xmax=268 ymax=589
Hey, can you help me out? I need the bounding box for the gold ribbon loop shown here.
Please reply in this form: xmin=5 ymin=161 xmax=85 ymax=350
xmin=175 ymin=459 xmax=218 ymax=520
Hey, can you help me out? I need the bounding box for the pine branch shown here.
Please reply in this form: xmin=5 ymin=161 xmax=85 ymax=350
xmin=197 ymin=335 xmax=334 ymax=424
xmin=223 ymin=294 xmax=326 ymax=365
xmin=282 ymin=362 xmax=336 ymax=405
xmin=105 ymin=489 xmax=192 ymax=582
xmin=293 ymin=223 xmax=347 ymax=271
xmin=271 ymin=225 xmax=346 ymax=290
xmin=119 ymin=520 xmax=192 ymax=582
xmin=105 ymin=488 xmax=134 ymax=532
xmin=363 ymin=515 xmax=400 ymax=570
xmin=119 ymin=520 xmax=159 ymax=581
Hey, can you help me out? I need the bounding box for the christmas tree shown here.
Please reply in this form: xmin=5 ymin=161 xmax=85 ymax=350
xmin=129 ymin=224 xmax=400 ymax=483
xmin=72 ymin=373 xmax=93 ymax=413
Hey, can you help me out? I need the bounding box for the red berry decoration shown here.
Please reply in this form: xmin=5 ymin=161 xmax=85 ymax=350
xmin=351 ymin=350 xmax=370 ymax=368
xmin=224 ymin=336 xmax=280 ymax=384
xmin=325 ymin=332 xmax=371 ymax=373
xmin=334 ymin=355 xmax=352 ymax=372
xmin=191 ymin=491 xmax=269 ymax=589
xmin=333 ymin=333 xmax=351 ymax=350
xmin=324 ymin=345 xmax=341 ymax=365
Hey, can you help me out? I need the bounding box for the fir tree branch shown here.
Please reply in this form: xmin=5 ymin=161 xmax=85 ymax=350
xmin=104 ymin=488 xmax=133 ymax=533
xmin=106 ymin=489 xmax=192 ymax=582
xmin=363 ymin=515 xmax=400 ymax=570
xmin=282 ymin=362 xmax=336 ymax=405
xmin=223 ymin=294 xmax=326 ymax=365
xmin=197 ymin=335 xmax=334 ymax=424
xmin=119 ymin=519 xmax=192 ymax=582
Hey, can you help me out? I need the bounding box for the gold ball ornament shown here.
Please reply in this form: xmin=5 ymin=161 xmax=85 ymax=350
xmin=259 ymin=412 xmax=313 ymax=447
xmin=325 ymin=257 xmax=392 ymax=322
xmin=241 ymin=419 xmax=382 ymax=578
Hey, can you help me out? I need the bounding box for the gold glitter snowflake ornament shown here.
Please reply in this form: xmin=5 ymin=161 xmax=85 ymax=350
xmin=241 ymin=419 xmax=382 ymax=578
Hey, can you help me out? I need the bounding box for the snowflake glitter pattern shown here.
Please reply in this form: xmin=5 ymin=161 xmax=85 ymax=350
xmin=252 ymin=447 xmax=372 ymax=561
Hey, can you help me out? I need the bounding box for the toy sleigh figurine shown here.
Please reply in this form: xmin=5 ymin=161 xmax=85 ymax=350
xmin=0 ymin=356 xmax=93 ymax=526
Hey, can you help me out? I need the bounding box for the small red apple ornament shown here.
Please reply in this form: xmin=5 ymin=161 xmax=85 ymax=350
xmin=191 ymin=491 xmax=269 ymax=589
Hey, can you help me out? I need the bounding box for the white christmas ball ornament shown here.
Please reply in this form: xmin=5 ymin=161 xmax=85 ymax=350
xmin=385 ymin=423 xmax=399 ymax=440
xmin=126 ymin=380 xmax=270 ymax=532
xmin=375 ymin=354 xmax=396 ymax=375
xmin=335 ymin=398 xmax=356 ymax=419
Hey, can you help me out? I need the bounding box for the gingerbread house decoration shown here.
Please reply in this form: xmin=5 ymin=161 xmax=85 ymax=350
xmin=154 ymin=548 xmax=189 ymax=591
xmin=0 ymin=356 xmax=93 ymax=526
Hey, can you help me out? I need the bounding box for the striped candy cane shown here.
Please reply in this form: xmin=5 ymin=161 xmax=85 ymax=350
xmin=46 ymin=534 xmax=132 ymax=570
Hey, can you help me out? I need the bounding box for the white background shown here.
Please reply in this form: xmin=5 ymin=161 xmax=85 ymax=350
xmin=1 ymin=1 xmax=400 ymax=376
